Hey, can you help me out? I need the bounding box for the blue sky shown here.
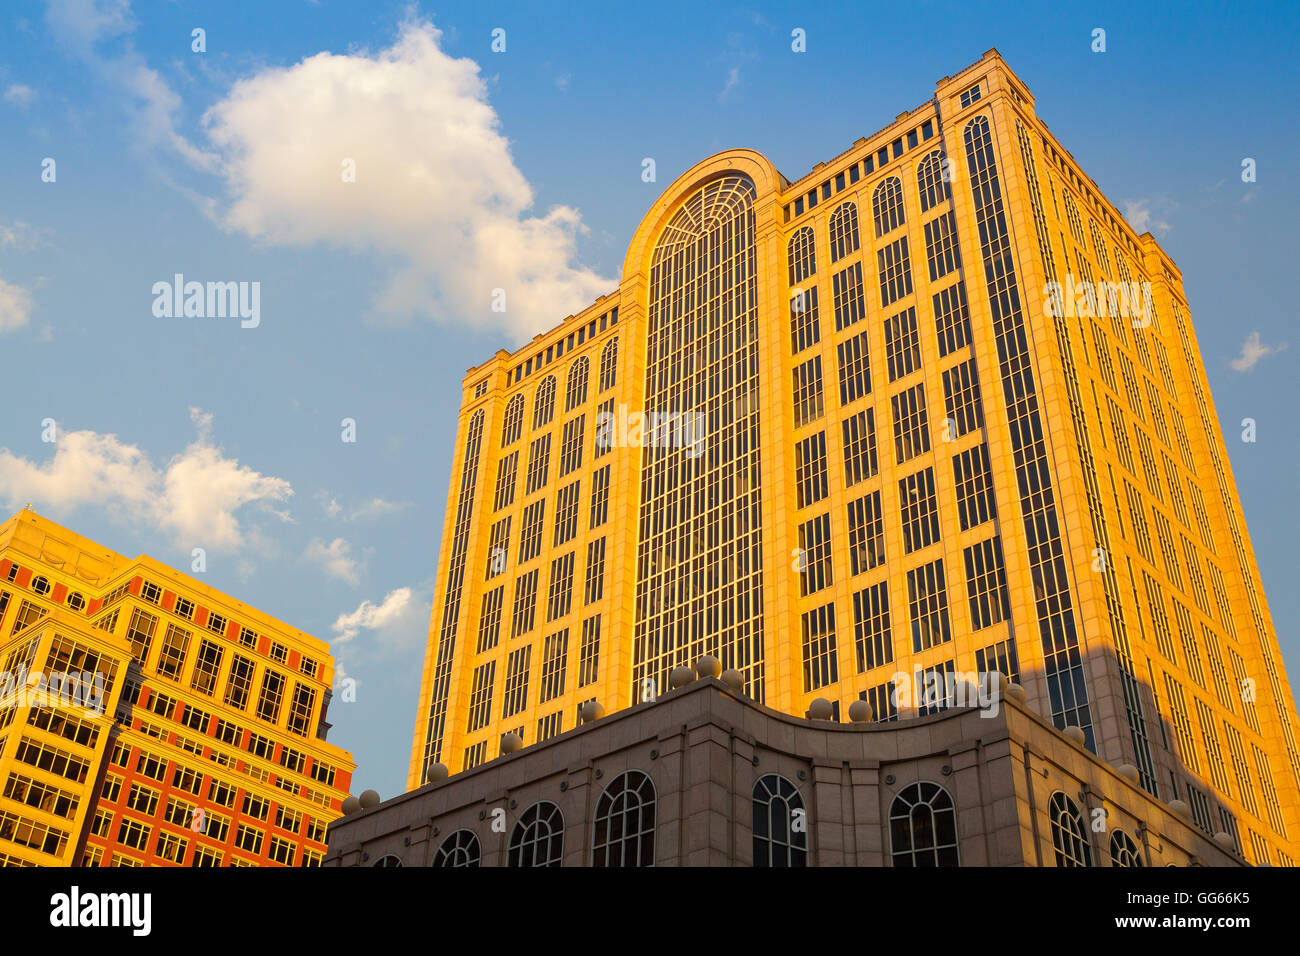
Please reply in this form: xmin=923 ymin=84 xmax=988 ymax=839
xmin=1 ymin=0 xmax=1296 ymax=799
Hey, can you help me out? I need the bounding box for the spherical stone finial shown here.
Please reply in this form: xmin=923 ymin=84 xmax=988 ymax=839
xmin=358 ymin=789 xmax=380 ymax=809
xmin=1168 ymin=799 xmax=1191 ymax=818
xmin=1116 ymin=763 xmax=1140 ymax=785
xmin=1006 ymin=683 xmax=1027 ymax=704
xmin=807 ymin=697 xmax=834 ymax=721
xmin=694 ymin=655 xmax=722 ymax=679
xmin=720 ymin=669 xmax=746 ymax=694
xmin=669 ymin=666 xmax=696 ymax=689
xmin=580 ymin=701 xmax=606 ymax=723
xmin=500 ymin=732 xmax=523 ymax=754
xmin=847 ymin=699 xmax=873 ymax=723
xmin=1213 ymin=831 xmax=1236 ymax=852
xmin=341 ymin=795 xmax=361 ymax=815
xmin=1063 ymin=725 xmax=1086 ymax=747
xmin=425 ymin=762 xmax=449 ymax=784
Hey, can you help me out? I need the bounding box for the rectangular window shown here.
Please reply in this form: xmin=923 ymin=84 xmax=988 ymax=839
xmin=899 ymin=467 xmax=940 ymax=554
xmin=525 ymin=435 xmax=551 ymax=495
xmin=841 ymin=409 xmax=878 ymax=487
xmin=118 ymin=818 xmax=151 ymax=851
xmin=877 ymin=236 xmax=913 ymax=308
xmin=558 ymin=415 xmax=585 ymax=477
xmin=486 ymin=517 xmax=511 ymax=579
xmin=190 ymin=639 xmax=224 ymax=696
xmin=907 ymin=559 xmax=951 ymax=652
xmin=964 ymin=537 xmax=1011 ymax=631
xmin=891 ymin=383 xmax=930 ymax=463
xmin=511 ymin=569 xmax=540 ymax=638
xmin=502 ymin=646 xmax=532 ymax=719
xmin=224 ymin=654 xmax=255 ymax=710
xmin=256 ymin=669 xmax=286 ymax=724
xmin=831 ymin=261 xmax=866 ymax=331
xmin=790 ymin=286 xmax=821 ymax=354
xmin=477 ymin=586 xmax=505 ymax=653
xmin=125 ymin=608 xmax=158 ymax=664
xmin=584 ymin=537 xmax=606 ymax=605
xmin=883 ymin=305 xmax=921 ymax=382
xmin=923 ymin=210 xmax=961 ymax=282
xmin=797 ymin=513 xmax=834 ymax=597
xmin=836 ymin=328 xmax=872 ymax=405
xmin=235 ymin=824 xmax=264 ymax=855
xmin=467 ymin=661 xmax=495 ymax=732
xmin=916 ymin=660 xmax=957 ymax=715
xmin=546 ymin=552 xmax=575 ymax=622
xmin=795 ymin=432 xmax=829 ymax=508
xmin=539 ymin=629 xmax=569 ymax=703
xmin=578 ymin=615 xmax=601 ymax=687
xmin=941 ymin=358 xmax=984 ymax=438
xmin=495 ymin=451 xmax=519 ymax=511
xmin=975 ymin=638 xmax=1020 ymax=684
xmin=518 ymin=500 xmax=546 ymax=563
xmin=537 ymin=711 xmax=563 ymax=743
xmin=852 ymin=581 xmax=892 ymax=672
xmin=847 ymin=491 xmax=885 ymax=574
xmin=174 ymin=597 xmax=195 ymax=620
xmin=792 ymin=356 xmax=824 ymax=427
xmin=553 ymin=480 xmax=581 ymax=547
xmin=861 ymin=680 xmax=899 ymax=722
xmin=800 ymin=603 xmax=838 ymax=692
xmin=953 ymin=444 xmax=997 ymax=530
xmin=156 ymin=623 xmax=192 ymax=680
xmin=589 ymin=465 xmax=611 ymax=529
xmin=287 ymin=682 xmax=317 ymax=737
xmin=932 ymin=281 xmax=971 ymax=357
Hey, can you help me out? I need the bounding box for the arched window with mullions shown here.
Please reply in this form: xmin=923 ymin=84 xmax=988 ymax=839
xmin=532 ymin=376 xmax=557 ymax=430
xmin=916 ymin=150 xmax=951 ymax=214
xmin=565 ymin=356 xmax=590 ymax=412
xmin=598 ymin=337 xmax=618 ymax=393
xmin=827 ymin=201 xmax=860 ymax=263
xmin=1109 ymin=829 xmax=1143 ymax=867
xmin=752 ymin=774 xmax=807 ymax=867
xmin=788 ymin=226 xmax=816 ymax=285
xmin=889 ymin=781 xmax=959 ymax=866
xmin=502 ymin=394 xmax=525 ymax=447
xmin=872 ymin=176 xmax=905 ymax=238
xmin=431 ymin=829 xmax=481 ymax=868
xmin=371 ymin=854 xmax=403 ymax=867
xmin=507 ymin=801 xmax=564 ymax=867
xmin=591 ymin=771 xmax=656 ymax=867
xmin=1049 ymin=791 xmax=1093 ymax=867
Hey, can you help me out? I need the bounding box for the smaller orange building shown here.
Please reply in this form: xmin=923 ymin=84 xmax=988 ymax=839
xmin=0 ymin=508 xmax=354 ymax=866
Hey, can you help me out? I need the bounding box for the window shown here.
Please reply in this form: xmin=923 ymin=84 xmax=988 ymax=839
xmin=477 ymin=587 xmax=505 ymax=654
xmin=191 ymin=640 xmax=224 ymax=696
xmin=891 ymin=383 xmax=930 ymax=463
xmin=224 ymin=654 xmax=255 ymax=710
xmin=847 ymin=491 xmax=885 ymax=574
xmin=127 ymin=608 xmax=159 ymax=663
xmin=787 ymin=226 xmax=816 ymax=284
xmin=827 ymin=201 xmax=860 ymax=262
xmin=792 ymin=356 xmax=824 ymax=427
xmin=598 ymin=338 xmax=618 ymax=393
xmin=959 ymin=84 xmax=981 ymax=108
xmin=789 ymin=285 xmax=820 ymax=355
xmin=545 ymin=552 xmax=575 ymax=623
xmin=578 ymin=615 xmax=601 ymax=687
xmin=1049 ymin=792 xmax=1093 ymax=867
xmin=268 ymin=836 xmax=295 ymax=866
xmin=964 ymin=537 xmax=1010 ymax=630
xmin=800 ymin=603 xmax=838 ymax=692
xmin=28 ymin=575 xmax=49 ymax=597
xmin=156 ymin=624 xmax=191 ymax=680
xmin=256 ymin=669 xmax=286 ymax=724
xmin=941 ymin=358 xmax=983 ymax=437
xmin=752 ymin=775 xmax=807 ymax=867
xmin=432 ymin=829 xmax=482 ymax=867
xmin=975 ymin=638 xmax=1020 ymax=685
xmin=539 ymin=629 xmax=569 ymax=703
xmin=466 ymin=662 xmax=496 ymax=732
xmin=836 ymin=329 xmax=872 ymax=405
xmin=553 ymin=480 xmax=581 ymax=547
xmin=502 ymin=646 xmax=531 ymax=719
xmin=532 ymin=376 xmax=557 ymax=429
xmin=932 ymin=281 xmax=971 ymax=357
xmin=589 ymin=465 xmax=611 ymax=529
xmin=155 ymin=831 xmax=188 ymax=864
xmin=797 ymin=514 xmax=833 ymax=596
xmin=872 ymin=176 xmax=905 ymax=237
xmin=916 ymin=150 xmax=950 ymax=213
xmin=584 ymin=538 xmax=606 ymax=605
xmin=537 ymin=711 xmax=562 ymax=742
xmin=795 ymin=432 xmax=829 ymax=508
xmin=953 ymin=444 xmax=997 ymax=530
xmin=507 ymin=801 xmax=564 ymax=867
xmin=853 ymin=581 xmax=892 ymax=672
xmin=907 ymin=559 xmax=951 ymax=652
xmin=877 ymin=236 xmax=913 ymax=308
xmin=565 ymin=357 xmax=589 ymax=412
xmin=883 ymin=306 xmax=921 ymax=382
xmin=118 ymin=818 xmax=151 ymax=852
xmin=831 ymin=262 xmax=866 ymax=331
xmin=558 ymin=415 xmax=585 ymax=477
xmin=899 ymin=467 xmax=940 ymax=554
xmin=525 ymin=435 xmax=551 ymax=495
xmin=592 ymin=771 xmax=656 ymax=867
xmin=235 ymin=824 xmax=264 ymax=855
xmin=890 ymin=782 xmax=959 ymax=866
xmin=174 ymin=596 xmax=195 ymax=620
xmin=502 ymin=393 xmax=525 ymax=446
xmin=287 ymin=682 xmax=317 ymax=737
xmin=923 ymin=211 xmax=961 ymax=282
xmin=494 ymin=452 xmax=518 ymax=511
xmin=510 ymin=571 xmax=539 ymax=638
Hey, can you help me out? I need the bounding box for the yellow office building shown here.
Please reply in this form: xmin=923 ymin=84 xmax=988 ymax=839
xmin=410 ymin=50 xmax=1300 ymax=865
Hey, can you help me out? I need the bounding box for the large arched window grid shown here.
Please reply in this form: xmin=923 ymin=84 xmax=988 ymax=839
xmin=889 ymin=781 xmax=959 ymax=866
xmin=598 ymin=337 xmax=619 ymax=393
xmin=788 ymin=225 xmax=816 ymax=285
xmin=591 ymin=770 xmax=656 ymax=866
xmin=565 ymin=356 xmax=590 ymax=412
xmin=872 ymin=176 xmax=905 ymax=238
xmin=752 ymin=774 xmax=808 ymax=867
xmin=1109 ymin=829 xmax=1143 ymax=867
xmin=371 ymin=854 xmax=403 ymax=867
xmin=507 ymin=801 xmax=564 ymax=867
xmin=916 ymin=150 xmax=951 ymax=214
xmin=502 ymin=394 xmax=525 ymax=447
xmin=1049 ymin=791 xmax=1093 ymax=867
xmin=532 ymin=376 xmax=557 ymax=430
xmin=827 ymin=201 xmax=860 ymax=263
xmin=1063 ymin=191 xmax=1087 ymax=245
xmin=431 ymin=829 xmax=481 ymax=867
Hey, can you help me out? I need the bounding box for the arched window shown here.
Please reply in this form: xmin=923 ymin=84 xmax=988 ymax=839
xmin=1049 ymin=791 xmax=1093 ymax=866
xmin=532 ymin=376 xmax=557 ymax=430
xmin=916 ymin=151 xmax=950 ymax=214
xmin=1089 ymin=219 xmax=1112 ymax=277
xmin=1109 ymin=829 xmax=1143 ymax=867
xmin=788 ymin=226 xmax=816 ymax=285
xmin=507 ymin=801 xmax=564 ymax=867
xmin=591 ymin=770 xmax=656 ymax=866
xmin=565 ymin=357 xmax=589 ymax=413
xmin=827 ymin=201 xmax=860 ymax=263
xmin=371 ymin=854 xmax=403 ymax=867
xmin=1063 ymin=191 xmax=1086 ymax=245
xmin=752 ymin=774 xmax=807 ymax=867
xmin=889 ymin=781 xmax=959 ymax=866
xmin=502 ymin=394 xmax=525 ymax=447
xmin=432 ymin=829 xmax=481 ymax=867
xmin=872 ymin=176 xmax=905 ymax=238
xmin=598 ymin=337 xmax=618 ymax=393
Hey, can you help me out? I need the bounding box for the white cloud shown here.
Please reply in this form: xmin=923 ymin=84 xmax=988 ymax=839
xmin=0 ymin=278 xmax=33 ymax=333
xmin=719 ymin=66 xmax=741 ymax=102
xmin=1122 ymin=198 xmax=1172 ymax=235
xmin=0 ymin=409 xmax=292 ymax=551
xmin=332 ymin=586 xmax=414 ymax=644
xmin=1229 ymin=331 xmax=1288 ymax=372
xmin=201 ymin=16 xmax=613 ymax=341
xmin=304 ymin=537 xmax=361 ymax=585
xmin=4 ymin=84 xmax=34 ymax=107
xmin=314 ymin=491 xmax=403 ymax=521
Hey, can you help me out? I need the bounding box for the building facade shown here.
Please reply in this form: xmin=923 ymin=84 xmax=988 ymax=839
xmin=339 ymin=676 xmax=1243 ymax=867
xmin=408 ymin=50 xmax=1300 ymax=866
xmin=0 ymin=509 xmax=354 ymax=866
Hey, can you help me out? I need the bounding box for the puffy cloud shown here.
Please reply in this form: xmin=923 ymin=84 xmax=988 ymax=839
xmin=303 ymin=537 xmax=361 ymax=585
xmin=201 ymin=16 xmax=613 ymax=341
xmin=0 ymin=278 xmax=32 ymax=333
xmin=332 ymin=587 xmax=414 ymax=644
xmin=1229 ymin=331 xmax=1288 ymax=372
xmin=1122 ymin=198 xmax=1173 ymax=235
xmin=4 ymin=84 xmax=34 ymax=107
xmin=0 ymin=409 xmax=292 ymax=551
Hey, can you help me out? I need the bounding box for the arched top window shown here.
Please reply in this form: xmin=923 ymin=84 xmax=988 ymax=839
xmin=1049 ymin=791 xmax=1093 ymax=867
xmin=565 ymin=357 xmax=589 ymax=413
xmin=1063 ymin=190 xmax=1086 ymax=245
xmin=788 ymin=225 xmax=816 ymax=285
xmin=872 ymin=176 xmax=905 ymax=238
xmin=501 ymin=394 xmax=525 ymax=447
xmin=592 ymin=770 xmax=656 ymax=867
xmin=432 ymin=829 xmax=481 ymax=868
xmin=753 ymin=774 xmax=807 ymax=867
xmin=1089 ymin=220 xmax=1112 ymax=277
xmin=889 ymin=781 xmax=959 ymax=866
xmin=916 ymin=150 xmax=950 ymax=214
xmin=827 ymin=201 xmax=860 ymax=263
xmin=508 ymin=800 xmax=564 ymax=867
xmin=532 ymin=376 xmax=557 ymax=430
xmin=371 ymin=854 xmax=403 ymax=867
xmin=598 ymin=337 xmax=618 ymax=393
xmin=1109 ymin=829 xmax=1143 ymax=867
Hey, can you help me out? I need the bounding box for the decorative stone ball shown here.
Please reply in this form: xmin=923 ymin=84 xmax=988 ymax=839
xmin=669 ymin=666 xmax=696 ymax=689
xmin=720 ymin=669 xmax=746 ymax=693
xmin=1063 ymin=725 xmax=1086 ymax=747
xmin=425 ymin=763 xmax=449 ymax=784
xmin=808 ymin=698 xmax=834 ymax=720
xmin=358 ymin=789 xmax=380 ymax=809
xmin=694 ymin=655 xmax=722 ymax=679
xmin=341 ymin=795 xmax=361 ymax=815
xmin=501 ymin=732 xmax=524 ymax=754
xmin=847 ymin=699 xmax=873 ymax=723
xmin=1116 ymin=763 xmax=1140 ymax=785
xmin=1168 ymin=799 xmax=1191 ymax=818
xmin=1006 ymin=683 xmax=1027 ymax=704
xmin=580 ymin=701 xmax=606 ymax=723
xmin=1213 ymin=831 xmax=1236 ymax=852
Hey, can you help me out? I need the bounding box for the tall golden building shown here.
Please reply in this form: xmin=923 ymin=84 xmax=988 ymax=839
xmin=0 ymin=509 xmax=354 ymax=866
xmin=410 ymin=49 xmax=1300 ymax=865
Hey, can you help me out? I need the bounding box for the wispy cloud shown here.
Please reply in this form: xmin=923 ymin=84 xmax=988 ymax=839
xmin=303 ymin=537 xmax=362 ymax=585
xmin=1229 ymin=331 xmax=1288 ymax=372
xmin=1122 ymin=198 xmax=1173 ymax=235
xmin=4 ymin=84 xmax=35 ymax=107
